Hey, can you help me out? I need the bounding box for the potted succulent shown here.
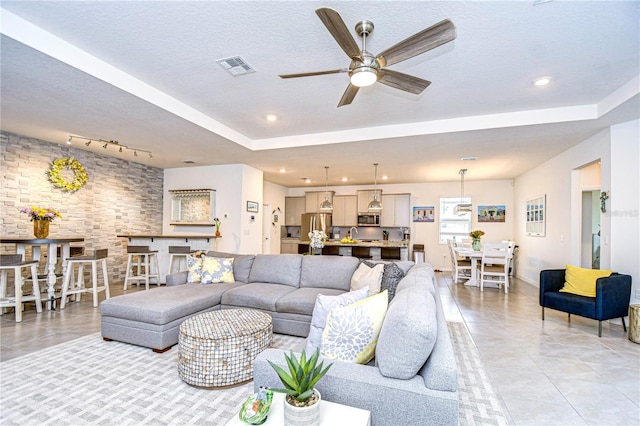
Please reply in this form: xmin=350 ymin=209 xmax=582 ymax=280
xmin=268 ymin=349 xmax=332 ymax=426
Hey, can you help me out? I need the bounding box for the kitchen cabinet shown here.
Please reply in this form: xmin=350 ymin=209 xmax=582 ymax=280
xmin=280 ymin=240 xmax=300 ymax=254
xmin=357 ymin=190 xmax=383 ymax=213
xmin=305 ymin=191 xmax=334 ymax=213
xmin=380 ymin=193 xmax=411 ymax=227
xmin=285 ymin=197 xmax=305 ymax=226
xmin=332 ymin=195 xmax=358 ymax=227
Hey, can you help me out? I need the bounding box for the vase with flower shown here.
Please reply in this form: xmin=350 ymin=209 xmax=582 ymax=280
xmin=20 ymin=206 xmax=62 ymax=239
xmin=214 ymin=218 xmax=221 ymax=237
xmin=469 ymin=229 xmax=485 ymax=251
xmin=308 ymin=230 xmax=327 ymax=255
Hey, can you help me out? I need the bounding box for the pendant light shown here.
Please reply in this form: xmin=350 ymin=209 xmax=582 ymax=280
xmin=319 ymin=166 xmax=333 ymax=211
xmin=368 ymin=163 xmax=383 ymax=211
xmin=454 ymin=168 xmax=472 ymax=216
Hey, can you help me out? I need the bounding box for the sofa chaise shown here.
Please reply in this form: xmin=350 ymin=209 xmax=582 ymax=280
xmin=100 ymin=252 xmax=459 ymax=425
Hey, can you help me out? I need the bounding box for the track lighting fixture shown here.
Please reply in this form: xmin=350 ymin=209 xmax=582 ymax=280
xmin=67 ymin=135 xmax=153 ymax=159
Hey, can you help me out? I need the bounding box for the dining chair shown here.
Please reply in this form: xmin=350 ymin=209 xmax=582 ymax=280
xmin=448 ymin=240 xmax=472 ymax=283
xmin=0 ymin=254 xmax=43 ymax=322
xmin=502 ymin=240 xmax=518 ymax=277
xmin=478 ymin=242 xmax=511 ymax=293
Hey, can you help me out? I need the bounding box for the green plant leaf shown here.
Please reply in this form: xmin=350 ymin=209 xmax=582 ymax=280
xmin=267 ymin=361 xmax=297 ymax=391
xmin=297 ymin=388 xmax=314 ymax=402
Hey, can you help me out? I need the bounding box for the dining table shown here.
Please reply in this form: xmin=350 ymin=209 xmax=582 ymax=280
xmin=0 ymin=237 xmax=85 ymax=309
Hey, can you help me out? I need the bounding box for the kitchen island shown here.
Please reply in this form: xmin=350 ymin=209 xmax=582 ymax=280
xmin=298 ymin=240 xmax=410 ymax=261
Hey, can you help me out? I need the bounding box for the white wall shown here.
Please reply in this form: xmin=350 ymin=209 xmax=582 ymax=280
xmin=287 ymin=179 xmax=515 ymax=271
xmin=163 ymin=164 xmax=263 ymax=254
xmin=263 ymin=181 xmax=288 ymax=254
xmin=610 ymin=119 xmax=640 ymax=304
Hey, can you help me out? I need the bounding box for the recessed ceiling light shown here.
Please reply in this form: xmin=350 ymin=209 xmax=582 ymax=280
xmin=381 ymin=175 xmax=389 ymax=180
xmin=341 ymin=177 xmax=348 ymax=182
xmin=534 ymin=76 xmax=551 ymax=86
xmin=265 ymin=114 xmax=278 ymax=122
xmin=305 ymin=178 xmax=311 ymax=184
xmin=279 ymin=168 xmax=286 ymax=173
xmin=461 ymin=156 xmax=478 ymax=161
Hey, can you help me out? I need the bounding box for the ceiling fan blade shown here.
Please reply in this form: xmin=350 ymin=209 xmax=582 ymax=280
xmin=378 ymin=69 xmax=431 ymax=94
xmin=316 ymin=8 xmax=362 ymax=60
xmin=338 ymin=84 xmax=359 ymax=107
xmin=376 ymin=19 xmax=456 ymax=67
xmin=279 ymin=69 xmax=346 ymax=79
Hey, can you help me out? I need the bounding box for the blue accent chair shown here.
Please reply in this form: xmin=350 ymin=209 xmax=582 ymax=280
xmin=539 ymin=269 xmax=632 ymax=337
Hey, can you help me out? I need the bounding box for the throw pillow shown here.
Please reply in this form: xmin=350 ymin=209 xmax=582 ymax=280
xmin=350 ymin=263 xmax=384 ymax=293
xmin=560 ymin=264 xmax=612 ymax=297
xmin=187 ymin=254 xmax=204 ymax=283
xmin=201 ymin=257 xmax=235 ymax=284
xmin=305 ymin=287 xmax=370 ymax=354
xmin=365 ymin=261 xmax=406 ymax=302
xmin=376 ymin=290 xmax=437 ymax=379
xmin=321 ymin=290 xmax=389 ymax=364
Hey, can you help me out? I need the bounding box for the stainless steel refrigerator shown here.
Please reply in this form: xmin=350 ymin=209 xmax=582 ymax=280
xmin=301 ymin=213 xmax=332 ymax=241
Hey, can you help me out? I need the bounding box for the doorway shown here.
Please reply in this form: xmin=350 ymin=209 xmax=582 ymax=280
xmin=582 ymin=190 xmax=601 ymax=269
xmin=262 ymin=203 xmax=271 ymax=254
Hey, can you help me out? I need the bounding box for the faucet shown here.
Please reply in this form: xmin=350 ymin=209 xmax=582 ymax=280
xmin=349 ymin=226 xmax=358 ymax=240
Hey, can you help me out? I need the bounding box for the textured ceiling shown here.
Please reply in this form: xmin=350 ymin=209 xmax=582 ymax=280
xmin=1 ymin=1 xmax=638 ymax=187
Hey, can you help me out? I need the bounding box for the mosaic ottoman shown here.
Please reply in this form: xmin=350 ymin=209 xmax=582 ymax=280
xmin=178 ymin=309 xmax=273 ymax=388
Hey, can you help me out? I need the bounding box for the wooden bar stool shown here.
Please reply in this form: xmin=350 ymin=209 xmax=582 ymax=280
xmin=352 ymin=246 xmax=372 ymax=259
xmin=322 ymin=246 xmax=340 ymax=255
xmin=0 ymin=254 xmax=42 ymax=322
xmin=381 ymin=247 xmax=401 ymax=260
xmin=168 ymin=246 xmax=192 ymax=273
xmin=124 ymin=245 xmax=159 ymax=290
xmin=60 ymin=249 xmax=111 ymax=308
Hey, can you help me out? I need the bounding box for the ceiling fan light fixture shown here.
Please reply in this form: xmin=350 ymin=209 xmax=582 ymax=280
xmin=350 ymin=67 xmax=377 ymax=87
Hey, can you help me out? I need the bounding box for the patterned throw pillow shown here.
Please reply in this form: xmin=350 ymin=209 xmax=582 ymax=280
xmin=201 ymin=257 xmax=235 ymax=284
xmin=320 ymin=290 xmax=388 ymax=364
xmin=305 ymin=287 xmax=370 ymax=354
xmin=187 ymin=254 xmax=204 ymax=283
xmin=364 ymin=261 xmax=406 ymax=302
xmin=350 ymin=263 xmax=384 ymax=293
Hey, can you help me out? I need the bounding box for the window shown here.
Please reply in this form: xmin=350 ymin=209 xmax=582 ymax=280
xmin=439 ymin=197 xmax=471 ymax=244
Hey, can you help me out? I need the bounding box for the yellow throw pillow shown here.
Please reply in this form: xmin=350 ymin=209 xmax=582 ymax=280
xmin=320 ymin=290 xmax=388 ymax=364
xmin=201 ymin=257 xmax=235 ymax=284
xmin=560 ymin=264 xmax=612 ymax=297
xmin=187 ymin=255 xmax=204 ymax=283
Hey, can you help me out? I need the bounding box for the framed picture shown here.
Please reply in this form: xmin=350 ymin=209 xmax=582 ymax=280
xmin=478 ymin=205 xmax=506 ymax=223
xmin=525 ymin=195 xmax=545 ymax=236
xmin=413 ymin=206 xmax=435 ymax=222
xmin=246 ymin=201 xmax=259 ymax=213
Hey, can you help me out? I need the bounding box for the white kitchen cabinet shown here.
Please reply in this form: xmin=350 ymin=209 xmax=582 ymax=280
xmin=380 ymin=193 xmax=411 ymax=227
xmin=333 ymin=195 xmax=358 ymax=227
xmin=285 ymin=197 xmax=305 ymax=226
xmin=357 ymin=190 xmax=383 ymax=213
xmin=305 ymin=191 xmax=334 ymax=213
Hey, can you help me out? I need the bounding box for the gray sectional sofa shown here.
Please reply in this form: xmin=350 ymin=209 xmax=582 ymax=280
xmin=100 ymin=252 xmax=458 ymax=425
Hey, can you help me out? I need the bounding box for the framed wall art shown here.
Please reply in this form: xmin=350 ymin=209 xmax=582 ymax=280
xmin=478 ymin=205 xmax=506 ymax=223
xmin=246 ymin=201 xmax=259 ymax=213
xmin=413 ymin=206 xmax=435 ymax=222
xmin=526 ymin=195 xmax=546 ymax=236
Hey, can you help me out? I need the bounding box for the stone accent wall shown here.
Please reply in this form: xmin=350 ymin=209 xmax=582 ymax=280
xmin=0 ymin=131 xmax=163 ymax=281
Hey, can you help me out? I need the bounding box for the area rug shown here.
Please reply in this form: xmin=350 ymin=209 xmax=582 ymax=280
xmin=0 ymin=323 xmax=508 ymax=425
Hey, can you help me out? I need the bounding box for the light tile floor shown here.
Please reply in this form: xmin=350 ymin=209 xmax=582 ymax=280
xmin=1 ymin=274 xmax=639 ymax=425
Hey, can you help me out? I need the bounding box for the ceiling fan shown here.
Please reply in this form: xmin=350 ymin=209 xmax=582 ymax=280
xmin=279 ymin=7 xmax=456 ymax=107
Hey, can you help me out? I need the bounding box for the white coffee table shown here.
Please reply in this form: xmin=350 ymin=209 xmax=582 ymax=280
xmin=225 ymin=392 xmax=371 ymax=426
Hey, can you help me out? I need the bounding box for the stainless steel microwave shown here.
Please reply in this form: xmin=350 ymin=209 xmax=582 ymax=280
xmin=357 ymin=214 xmax=380 ymax=226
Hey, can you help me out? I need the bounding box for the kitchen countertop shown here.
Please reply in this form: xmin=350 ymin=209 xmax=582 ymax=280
xmin=292 ymin=240 xmax=409 ymax=248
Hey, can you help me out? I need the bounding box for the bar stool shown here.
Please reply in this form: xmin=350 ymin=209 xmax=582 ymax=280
xmin=60 ymin=249 xmax=110 ymax=309
xmin=124 ymin=245 xmax=159 ymax=290
xmin=322 ymin=246 xmax=340 ymax=256
xmin=0 ymin=254 xmax=42 ymax=322
xmin=381 ymin=247 xmax=401 ymax=261
xmin=413 ymin=244 xmax=425 ymax=263
xmin=168 ymin=246 xmax=192 ymax=273
xmin=352 ymin=246 xmax=372 ymax=259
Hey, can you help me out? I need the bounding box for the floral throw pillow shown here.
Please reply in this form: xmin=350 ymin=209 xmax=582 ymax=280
xmin=201 ymin=257 xmax=235 ymax=284
xmin=320 ymin=290 xmax=388 ymax=364
xmin=187 ymin=254 xmax=204 ymax=283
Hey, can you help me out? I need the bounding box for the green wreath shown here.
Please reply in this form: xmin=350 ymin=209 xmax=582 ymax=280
xmin=47 ymin=157 xmax=89 ymax=192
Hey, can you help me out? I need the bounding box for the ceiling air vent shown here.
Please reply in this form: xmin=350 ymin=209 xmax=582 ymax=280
xmin=216 ymin=56 xmax=256 ymax=76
